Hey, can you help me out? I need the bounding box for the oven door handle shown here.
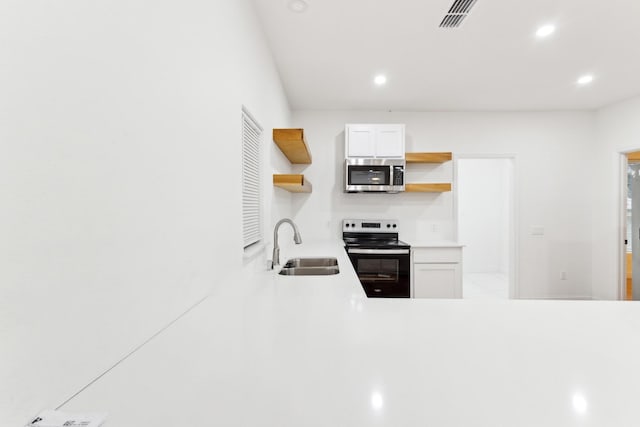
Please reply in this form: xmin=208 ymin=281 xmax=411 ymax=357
xmin=347 ymin=248 xmax=410 ymax=255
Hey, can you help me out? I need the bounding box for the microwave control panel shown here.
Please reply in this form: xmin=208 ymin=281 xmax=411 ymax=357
xmin=393 ymin=165 xmax=404 ymax=185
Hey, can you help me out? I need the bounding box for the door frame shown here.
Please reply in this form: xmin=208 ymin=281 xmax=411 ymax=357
xmin=453 ymin=154 xmax=518 ymax=298
xmin=618 ymin=153 xmax=627 ymax=300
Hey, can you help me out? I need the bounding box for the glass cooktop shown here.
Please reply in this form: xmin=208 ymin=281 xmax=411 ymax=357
xmin=343 ymin=237 xmax=410 ymax=250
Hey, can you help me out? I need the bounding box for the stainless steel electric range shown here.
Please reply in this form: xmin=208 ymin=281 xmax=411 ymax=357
xmin=343 ymin=219 xmax=411 ymax=298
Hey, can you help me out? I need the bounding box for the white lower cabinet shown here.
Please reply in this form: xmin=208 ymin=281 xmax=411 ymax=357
xmin=412 ymin=247 xmax=462 ymax=298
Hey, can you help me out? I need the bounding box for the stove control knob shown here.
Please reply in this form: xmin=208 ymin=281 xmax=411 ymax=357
xmin=352 ymin=223 xmax=356 ymax=228
xmin=345 ymin=223 xmax=350 ymax=228
xmin=392 ymin=224 xmax=397 ymax=228
xmin=387 ymin=224 xmax=391 ymax=228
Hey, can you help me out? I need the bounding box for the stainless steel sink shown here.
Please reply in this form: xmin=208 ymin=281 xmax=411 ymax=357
xmin=282 ymin=257 xmax=338 ymax=268
xmin=278 ymin=257 xmax=339 ymax=276
xmin=279 ymin=266 xmax=340 ymax=276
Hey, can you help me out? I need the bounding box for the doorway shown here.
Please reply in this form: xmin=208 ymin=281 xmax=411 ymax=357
xmin=623 ymin=151 xmax=640 ymax=300
xmin=456 ymin=157 xmax=515 ymax=299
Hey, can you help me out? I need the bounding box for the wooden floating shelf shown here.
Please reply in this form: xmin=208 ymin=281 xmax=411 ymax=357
xmin=405 ymin=183 xmax=452 ymax=193
xmin=273 ymin=129 xmax=312 ymax=164
xmin=405 ymin=152 xmax=452 ymax=163
xmin=273 ymin=174 xmax=312 ymax=193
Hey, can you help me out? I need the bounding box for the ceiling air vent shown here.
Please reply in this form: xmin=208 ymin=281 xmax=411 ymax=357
xmin=439 ymin=0 xmax=478 ymax=28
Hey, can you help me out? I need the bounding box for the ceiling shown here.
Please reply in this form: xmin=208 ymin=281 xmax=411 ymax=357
xmin=251 ymin=0 xmax=640 ymax=111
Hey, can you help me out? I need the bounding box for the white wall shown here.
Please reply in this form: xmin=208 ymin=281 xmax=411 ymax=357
xmin=291 ymin=110 xmax=595 ymax=300
xmin=0 ymin=0 xmax=291 ymax=424
xmin=458 ymin=159 xmax=510 ymax=274
xmin=593 ymin=95 xmax=640 ymax=299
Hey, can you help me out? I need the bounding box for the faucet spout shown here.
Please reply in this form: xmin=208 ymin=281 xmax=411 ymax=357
xmin=271 ymin=218 xmax=302 ymax=269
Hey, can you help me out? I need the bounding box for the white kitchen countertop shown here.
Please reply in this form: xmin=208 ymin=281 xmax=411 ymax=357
xmin=38 ymin=241 xmax=640 ymax=426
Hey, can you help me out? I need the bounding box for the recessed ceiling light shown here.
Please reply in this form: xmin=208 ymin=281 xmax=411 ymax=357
xmin=572 ymin=393 xmax=588 ymax=415
xmin=577 ymin=74 xmax=594 ymax=85
xmin=287 ymin=0 xmax=308 ymax=13
xmin=536 ymin=24 xmax=556 ymax=38
xmin=374 ymin=75 xmax=387 ymax=86
xmin=371 ymin=392 xmax=384 ymax=411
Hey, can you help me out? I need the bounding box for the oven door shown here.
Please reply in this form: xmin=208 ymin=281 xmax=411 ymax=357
xmin=347 ymin=248 xmax=411 ymax=298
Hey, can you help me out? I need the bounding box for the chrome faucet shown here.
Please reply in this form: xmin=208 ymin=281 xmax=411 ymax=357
xmin=270 ymin=218 xmax=302 ymax=269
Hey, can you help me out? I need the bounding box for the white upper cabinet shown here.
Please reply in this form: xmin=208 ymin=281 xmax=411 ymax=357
xmin=345 ymin=125 xmax=376 ymax=157
xmin=374 ymin=125 xmax=405 ymax=157
xmin=345 ymin=124 xmax=405 ymax=158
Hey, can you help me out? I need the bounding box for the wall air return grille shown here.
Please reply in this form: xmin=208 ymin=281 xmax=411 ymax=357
xmin=439 ymin=0 xmax=478 ymax=28
xmin=241 ymin=107 xmax=264 ymax=249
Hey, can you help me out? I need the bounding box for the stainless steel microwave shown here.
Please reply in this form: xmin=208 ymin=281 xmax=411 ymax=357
xmin=344 ymin=158 xmax=405 ymax=193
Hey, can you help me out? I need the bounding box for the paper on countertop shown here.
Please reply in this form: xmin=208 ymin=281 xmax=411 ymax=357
xmin=25 ymin=410 xmax=107 ymax=427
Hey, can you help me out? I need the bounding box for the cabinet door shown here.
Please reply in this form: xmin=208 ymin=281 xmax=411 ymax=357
xmin=374 ymin=125 xmax=404 ymax=158
xmin=346 ymin=125 xmax=376 ymax=158
xmin=413 ymin=263 xmax=461 ymax=298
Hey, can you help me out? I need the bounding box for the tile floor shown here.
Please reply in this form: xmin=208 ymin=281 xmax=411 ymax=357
xmin=463 ymin=272 xmax=509 ymax=300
